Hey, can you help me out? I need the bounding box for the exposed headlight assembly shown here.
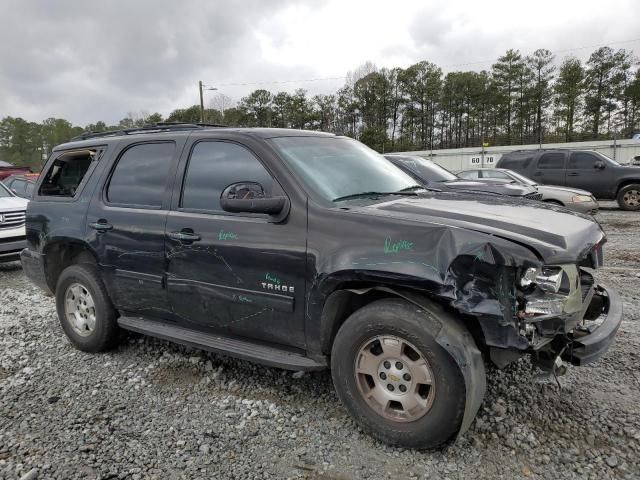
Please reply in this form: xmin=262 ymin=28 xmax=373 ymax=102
xmin=571 ymin=194 xmax=593 ymax=203
xmin=519 ymin=266 xmax=569 ymax=293
xmin=521 ymin=264 xmax=581 ymax=317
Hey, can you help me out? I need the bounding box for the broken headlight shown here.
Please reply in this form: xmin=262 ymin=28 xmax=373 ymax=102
xmin=521 ymin=265 xmax=581 ymax=317
xmin=519 ymin=266 xmax=570 ymax=293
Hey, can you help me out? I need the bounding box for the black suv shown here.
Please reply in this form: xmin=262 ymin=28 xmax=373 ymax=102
xmin=21 ymin=124 xmax=622 ymax=449
xmin=496 ymin=149 xmax=640 ymax=210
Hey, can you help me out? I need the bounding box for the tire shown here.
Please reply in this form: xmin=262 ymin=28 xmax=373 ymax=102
xmin=617 ymin=184 xmax=640 ymax=211
xmin=544 ymin=199 xmax=564 ymax=206
xmin=331 ymin=298 xmax=467 ymax=449
xmin=55 ymin=264 xmax=120 ymax=352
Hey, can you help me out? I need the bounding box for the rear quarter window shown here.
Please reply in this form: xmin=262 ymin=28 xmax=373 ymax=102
xmin=499 ymin=155 xmax=533 ymax=170
xmin=39 ymin=149 xmax=99 ymax=198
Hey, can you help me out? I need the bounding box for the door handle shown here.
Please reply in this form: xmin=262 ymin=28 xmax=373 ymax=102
xmin=567 ymin=173 xmax=579 ymax=176
xmin=88 ymin=221 xmax=113 ymax=232
xmin=168 ymin=230 xmax=201 ymax=242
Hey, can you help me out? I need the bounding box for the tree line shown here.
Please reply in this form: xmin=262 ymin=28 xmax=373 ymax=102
xmin=2 ymin=46 xmax=639 ymax=170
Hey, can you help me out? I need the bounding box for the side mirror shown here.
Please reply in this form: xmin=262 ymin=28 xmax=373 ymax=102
xmin=594 ymin=160 xmax=605 ymax=170
xmin=220 ymin=182 xmax=286 ymax=215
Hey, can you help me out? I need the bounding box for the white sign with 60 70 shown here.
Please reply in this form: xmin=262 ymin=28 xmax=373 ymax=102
xmin=469 ymin=155 xmax=495 ymax=166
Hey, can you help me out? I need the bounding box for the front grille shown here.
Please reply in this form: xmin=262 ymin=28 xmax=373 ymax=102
xmin=0 ymin=210 xmax=25 ymax=229
xmin=524 ymin=192 xmax=543 ymax=201
xmin=0 ymin=235 xmax=25 ymax=244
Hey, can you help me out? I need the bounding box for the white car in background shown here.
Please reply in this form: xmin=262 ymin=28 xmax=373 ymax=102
xmin=0 ymin=181 xmax=28 ymax=263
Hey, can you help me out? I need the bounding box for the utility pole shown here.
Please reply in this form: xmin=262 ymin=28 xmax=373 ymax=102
xmin=199 ymin=81 xmax=205 ymax=124
xmin=198 ymin=81 xmax=219 ymax=124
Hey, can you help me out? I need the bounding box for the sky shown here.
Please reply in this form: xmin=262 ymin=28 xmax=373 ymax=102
xmin=1 ymin=0 xmax=638 ymax=126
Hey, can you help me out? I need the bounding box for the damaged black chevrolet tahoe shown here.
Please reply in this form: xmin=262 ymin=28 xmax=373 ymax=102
xmin=21 ymin=124 xmax=622 ymax=449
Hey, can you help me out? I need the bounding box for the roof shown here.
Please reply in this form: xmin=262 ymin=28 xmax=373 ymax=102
xmin=0 ymin=160 xmax=13 ymax=167
xmin=66 ymin=123 xmax=335 ymax=144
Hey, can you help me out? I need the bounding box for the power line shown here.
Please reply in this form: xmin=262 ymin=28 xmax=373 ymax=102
xmin=203 ymin=36 xmax=640 ymax=88
xmin=214 ymin=76 xmax=347 ymax=87
xmin=442 ymin=37 xmax=640 ymax=69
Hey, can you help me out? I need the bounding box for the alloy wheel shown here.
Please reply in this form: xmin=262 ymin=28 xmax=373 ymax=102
xmin=354 ymin=335 xmax=436 ymax=422
xmin=64 ymin=283 xmax=97 ymax=337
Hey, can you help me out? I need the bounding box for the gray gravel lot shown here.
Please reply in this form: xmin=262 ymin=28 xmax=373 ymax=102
xmin=1 ymin=201 xmax=639 ymax=480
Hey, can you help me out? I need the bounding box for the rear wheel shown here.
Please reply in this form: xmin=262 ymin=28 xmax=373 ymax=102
xmin=331 ymin=298 xmax=467 ymax=449
xmin=55 ymin=264 xmax=120 ymax=352
xmin=617 ymin=184 xmax=640 ymax=211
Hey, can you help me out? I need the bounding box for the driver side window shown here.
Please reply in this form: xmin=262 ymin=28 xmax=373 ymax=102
xmin=568 ymin=152 xmax=599 ymax=169
xmin=181 ymin=141 xmax=275 ymax=213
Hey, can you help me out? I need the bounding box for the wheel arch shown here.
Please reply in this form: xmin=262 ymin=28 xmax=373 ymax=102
xmin=43 ymin=239 xmax=98 ymax=292
xmin=322 ymin=285 xmax=486 ymax=439
xmin=616 ymin=179 xmax=640 ymax=194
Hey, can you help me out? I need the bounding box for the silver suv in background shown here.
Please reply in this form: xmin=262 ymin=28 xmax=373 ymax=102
xmin=458 ymin=168 xmax=599 ymax=215
xmin=0 ymin=181 xmax=28 ymax=263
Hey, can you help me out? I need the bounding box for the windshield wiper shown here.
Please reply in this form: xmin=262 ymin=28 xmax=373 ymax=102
xmin=400 ymin=184 xmax=442 ymax=193
xmin=332 ymin=190 xmax=419 ymax=202
xmin=397 ymin=185 xmax=424 ymax=192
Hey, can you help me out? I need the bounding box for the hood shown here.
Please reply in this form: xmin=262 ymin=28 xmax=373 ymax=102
xmin=350 ymin=192 xmax=604 ymax=264
xmin=536 ymin=184 xmax=593 ymax=196
xmin=0 ymin=196 xmax=28 ymax=211
xmin=440 ymin=179 xmax=537 ymax=197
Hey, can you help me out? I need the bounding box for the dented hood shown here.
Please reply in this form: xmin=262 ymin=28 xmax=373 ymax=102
xmin=350 ymin=193 xmax=605 ymax=264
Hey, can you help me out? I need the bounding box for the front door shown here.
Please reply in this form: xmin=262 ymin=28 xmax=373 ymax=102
xmin=87 ymin=140 xmax=183 ymax=318
xmin=566 ymin=151 xmax=610 ymax=197
xmin=533 ymin=152 xmax=567 ymax=186
xmin=165 ymin=139 xmax=307 ymax=349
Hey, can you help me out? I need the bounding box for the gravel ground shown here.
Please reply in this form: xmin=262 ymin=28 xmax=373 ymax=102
xmin=1 ymin=201 xmax=639 ymax=480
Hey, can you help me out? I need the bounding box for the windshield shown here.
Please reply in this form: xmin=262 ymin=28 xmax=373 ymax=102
xmin=0 ymin=182 xmax=13 ymax=198
xmin=395 ymin=156 xmax=457 ymax=182
xmin=503 ymin=170 xmax=537 ymax=186
xmin=269 ymin=136 xmax=419 ymax=202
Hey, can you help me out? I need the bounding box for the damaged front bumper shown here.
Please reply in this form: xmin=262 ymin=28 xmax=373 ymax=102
xmin=525 ymin=280 xmax=622 ymax=371
xmin=562 ymin=283 xmax=622 ymax=366
xmin=488 ymin=266 xmax=622 ymax=370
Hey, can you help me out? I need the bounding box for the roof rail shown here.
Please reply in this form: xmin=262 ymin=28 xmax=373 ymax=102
xmin=70 ymin=122 xmax=228 ymax=141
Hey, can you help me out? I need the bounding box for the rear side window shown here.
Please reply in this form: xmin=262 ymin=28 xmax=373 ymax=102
xmin=39 ymin=150 xmax=96 ymax=197
xmin=181 ymin=141 xmax=274 ymax=212
xmin=568 ymin=152 xmax=599 ymax=169
xmin=482 ymin=170 xmax=511 ymax=180
xmin=10 ymin=179 xmax=25 ymax=193
xmin=537 ymin=152 xmax=565 ymax=169
xmin=499 ymin=155 xmax=533 ymax=169
xmin=458 ymin=170 xmax=480 ymax=179
xmin=107 ymin=142 xmax=175 ymax=207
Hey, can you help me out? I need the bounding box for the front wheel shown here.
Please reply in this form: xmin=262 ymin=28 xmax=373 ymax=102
xmin=331 ymin=298 xmax=468 ymax=449
xmin=617 ymin=184 xmax=640 ymax=211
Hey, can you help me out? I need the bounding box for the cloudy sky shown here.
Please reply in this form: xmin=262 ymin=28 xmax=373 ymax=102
xmin=1 ymin=0 xmax=638 ymax=126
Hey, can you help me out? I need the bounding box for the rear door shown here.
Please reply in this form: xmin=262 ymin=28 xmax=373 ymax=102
xmin=566 ymin=151 xmax=609 ymax=196
xmin=532 ymin=152 xmax=567 ymax=186
xmin=86 ymin=139 xmax=185 ymax=318
xmin=164 ymin=137 xmax=307 ymax=349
